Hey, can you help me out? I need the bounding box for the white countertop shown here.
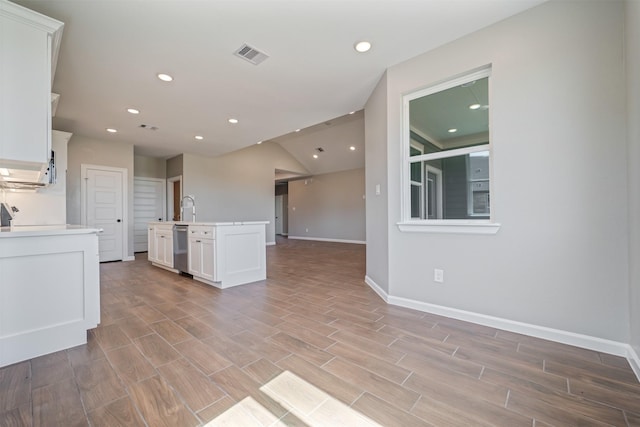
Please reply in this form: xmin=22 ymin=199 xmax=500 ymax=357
xmin=149 ymin=221 xmax=269 ymax=226
xmin=0 ymin=224 xmax=102 ymax=238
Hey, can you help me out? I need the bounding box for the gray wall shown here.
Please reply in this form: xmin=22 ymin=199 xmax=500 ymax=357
xmin=166 ymin=154 xmax=183 ymax=179
xmin=367 ymin=0 xmax=629 ymax=341
xmin=182 ymin=142 xmax=308 ymax=244
xmin=67 ymin=135 xmax=135 ymax=259
xmin=134 ymin=155 xmax=166 ymax=179
xmin=288 ymin=168 xmax=365 ymax=242
xmin=365 ymin=72 xmax=389 ymax=294
xmin=627 ymin=0 xmax=640 ymax=356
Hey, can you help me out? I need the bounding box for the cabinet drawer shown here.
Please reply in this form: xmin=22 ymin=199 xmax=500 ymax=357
xmin=189 ymin=226 xmax=214 ymax=239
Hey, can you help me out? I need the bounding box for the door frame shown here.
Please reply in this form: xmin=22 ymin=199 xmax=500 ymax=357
xmin=80 ymin=164 xmax=130 ymax=261
xmin=275 ymin=194 xmax=283 ymax=235
xmin=167 ymin=175 xmax=182 ymax=221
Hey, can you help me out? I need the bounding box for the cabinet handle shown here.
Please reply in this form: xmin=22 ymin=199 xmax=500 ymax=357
xmin=196 ymin=240 xmax=201 ymax=243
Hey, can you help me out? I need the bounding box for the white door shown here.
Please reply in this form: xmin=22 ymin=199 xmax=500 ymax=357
xmin=86 ymin=168 xmax=124 ymax=262
xmin=134 ymin=177 xmax=165 ymax=252
xmin=275 ymin=195 xmax=283 ymax=235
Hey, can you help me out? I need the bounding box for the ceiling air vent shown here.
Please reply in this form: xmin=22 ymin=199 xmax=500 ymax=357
xmin=139 ymin=124 xmax=159 ymax=131
xmin=234 ymin=43 xmax=269 ymax=65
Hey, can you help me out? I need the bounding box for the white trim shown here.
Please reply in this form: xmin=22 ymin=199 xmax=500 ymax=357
xmin=409 ymin=140 xmax=425 ymax=219
xmin=629 ymin=346 xmax=640 ymax=380
xmin=288 ymin=236 xmax=366 ymax=245
xmin=266 ymin=241 xmax=276 ymax=246
xmin=404 ymin=66 xmax=492 ymax=101
xmin=397 ymin=221 xmax=500 ymax=234
xmin=123 ymin=256 xmax=135 ymax=262
xmin=363 ymin=277 xmax=639 ymax=380
xmin=401 ymin=65 xmax=496 ymax=226
xmin=81 ymin=164 xmax=128 ymax=261
xmin=425 ymin=165 xmax=443 ymax=219
xmin=409 ymin=144 xmax=489 ymax=163
xmin=364 ymin=275 xmax=389 ymax=302
xmin=0 ymin=0 xmax=64 ymax=83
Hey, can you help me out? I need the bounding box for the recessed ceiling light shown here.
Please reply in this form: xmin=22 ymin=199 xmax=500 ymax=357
xmin=469 ymin=104 xmax=481 ymax=110
xmin=448 ymin=128 xmax=457 ymax=133
xmin=349 ymin=146 xmax=356 ymax=151
xmin=228 ymin=118 xmax=238 ymax=124
xmin=354 ymin=41 xmax=371 ymax=53
xmin=127 ymin=108 xmax=139 ymax=114
xmin=257 ymin=141 xmax=262 ymax=144
xmin=349 ymin=111 xmax=355 ymax=115
xmin=194 ymin=135 xmax=204 ymax=140
xmin=0 ymin=168 xmax=9 ymax=176
xmin=157 ymin=73 xmax=173 ymax=82
xmin=106 ymin=128 xmax=117 ymax=133
xmin=313 ymin=154 xmax=318 ymax=159
xmin=295 ymin=129 xmax=301 ymax=132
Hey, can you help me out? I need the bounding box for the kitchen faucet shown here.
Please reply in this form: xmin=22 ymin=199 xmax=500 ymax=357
xmin=180 ymin=195 xmax=196 ymax=223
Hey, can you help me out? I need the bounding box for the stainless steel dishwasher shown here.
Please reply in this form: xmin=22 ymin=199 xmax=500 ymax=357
xmin=173 ymin=224 xmax=189 ymax=274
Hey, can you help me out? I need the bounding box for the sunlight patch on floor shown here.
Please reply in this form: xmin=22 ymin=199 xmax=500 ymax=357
xmin=206 ymin=371 xmax=383 ymax=426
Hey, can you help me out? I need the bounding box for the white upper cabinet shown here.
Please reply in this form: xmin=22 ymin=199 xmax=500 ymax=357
xmin=0 ymin=1 xmax=63 ymax=169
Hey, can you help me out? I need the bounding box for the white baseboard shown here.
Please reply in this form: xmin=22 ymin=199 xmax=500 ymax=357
xmin=123 ymin=255 xmax=135 ymax=262
xmin=288 ymin=236 xmax=366 ymax=245
xmin=266 ymin=241 xmax=276 ymax=246
xmin=364 ymin=275 xmax=639 ymax=380
xmin=628 ymin=345 xmax=640 ymax=380
xmin=364 ymin=275 xmax=389 ymax=302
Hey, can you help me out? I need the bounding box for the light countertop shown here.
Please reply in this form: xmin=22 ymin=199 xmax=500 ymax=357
xmin=0 ymin=224 xmax=102 ymax=238
xmin=149 ymin=221 xmax=269 ymax=226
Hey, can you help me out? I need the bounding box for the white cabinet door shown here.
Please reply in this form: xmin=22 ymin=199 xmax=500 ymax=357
xmin=147 ymin=226 xmax=156 ymax=262
xmin=188 ymin=235 xmax=214 ymax=281
xmin=0 ymin=3 xmax=62 ymax=167
xmin=188 ymin=237 xmax=202 ymax=276
xmin=152 ymin=224 xmax=174 ymax=268
xmin=156 ymin=232 xmax=170 ymax=267
xmin=201 ymin=239 xmax=215 ymax=281
xmin=161 ymin=234 xmax=173 ymax=268
xmin=155 ymin=233 xmax=166 ymax=265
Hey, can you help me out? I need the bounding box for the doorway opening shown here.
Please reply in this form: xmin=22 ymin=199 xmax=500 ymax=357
xmin=275 ymin=182 xmax=288 ymax=237
xmin=167 ymin=175 xmax=182 ymax=221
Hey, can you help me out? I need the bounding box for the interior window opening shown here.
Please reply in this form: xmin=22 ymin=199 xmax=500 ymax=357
xmin=404 ymin=68 xmax=492 ymax=223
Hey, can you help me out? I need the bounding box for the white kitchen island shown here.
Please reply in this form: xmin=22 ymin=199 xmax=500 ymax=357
xmin=148 ymin=221 xmax=268 ymax=289
xmin=0 ymin=225 xmax=101 ymax=368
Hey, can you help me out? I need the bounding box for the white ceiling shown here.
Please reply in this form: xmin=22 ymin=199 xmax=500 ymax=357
xmin=14 ymin=0 xmax=545 ymax=167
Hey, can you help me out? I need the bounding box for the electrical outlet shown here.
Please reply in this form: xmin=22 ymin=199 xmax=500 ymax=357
xmin=434 ymin=269 xmax=444 ymax=283
xmin=305 ymin=228 xmax=309 ymax=233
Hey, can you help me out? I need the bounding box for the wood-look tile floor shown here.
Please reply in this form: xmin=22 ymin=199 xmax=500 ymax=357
xmin=1 ymin=237 xmax=639 ymax=426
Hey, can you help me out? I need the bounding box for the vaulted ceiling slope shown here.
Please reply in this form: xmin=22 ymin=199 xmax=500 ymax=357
xmin=15 ymin=0 xmax=545 ymax=161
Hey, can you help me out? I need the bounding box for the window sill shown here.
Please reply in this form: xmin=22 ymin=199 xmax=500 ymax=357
xmin=397 ymin=221 xmax=501 ymax=234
